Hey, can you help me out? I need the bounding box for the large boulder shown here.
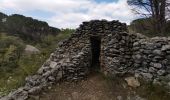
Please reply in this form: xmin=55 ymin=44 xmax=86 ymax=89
xmin=24 ymin=45 xmax=40 ymax=55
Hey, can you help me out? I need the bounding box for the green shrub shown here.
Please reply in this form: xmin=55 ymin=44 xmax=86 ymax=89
xmin=0 ymin=34 xmax=25 ymax=73
xmin=0 ymin=29 xmax=73 ymax=96
xmin=129 ymin=18 xmax=170 ymax=37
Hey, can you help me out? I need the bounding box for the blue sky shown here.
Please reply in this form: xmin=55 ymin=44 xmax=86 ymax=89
xmin=0 ymin=0 xmax=135 ymax=28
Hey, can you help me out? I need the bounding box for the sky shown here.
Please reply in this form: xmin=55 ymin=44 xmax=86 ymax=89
xmin=0 ymin=0 xmax=136 ymax=28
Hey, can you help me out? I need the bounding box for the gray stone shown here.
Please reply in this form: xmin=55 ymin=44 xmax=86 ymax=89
xmin=136 ymin=33 xmax=147 ymax=39
xmin=127 ymin=95 xmax=146 ymax=100
xmin=161 ymin=45 xmax=170 ymax=51
xmin=56 ymin=71 xmax=63 ymax=80
xmin=166 ymin=55 xmax=170 ymax=60
xmin=149 ymin=67 xmax=157 ymax=73
xmin=165 ymin=74 xmax=170 ymax=81
xmin=48 ymin=76 xmax=56 ymax=82
xmin=49 ymin=61 xmax=58 ymax=68
xmin=133 ymin=42 xmax=139 ymax=46
xmin=25 ymin=75 xmax=41 ymax=86
xmin=153 ymin=78 xmax=162 ymax=85
xmin=134 ymin=54 xmax=142 ymax=59
xmin=134 ymin=95 xmax=146 ymax=100
xmin=7 ymin=88 xmax=28 ymax=100
xmin=117 ymin=96 xmax=123 ymax=100
xmin=125 ymin=77 xmax=140 ymax=88
xmin=153 ymin=50 xmax=162 ymax=55
xmin=152 ymin=63 xmax=162 ymax=69
xmin=28 ymin=86 xmax=42 ymax=95
xmin=153 ymin=56 xmax=163 ymax=61
xmin=24 ymin=45 xmax=40 ymax=55
xmin=157 ymin=70 xmax=166 ymax=76
xmin=141 ymin=73 xmax=153 ymax=80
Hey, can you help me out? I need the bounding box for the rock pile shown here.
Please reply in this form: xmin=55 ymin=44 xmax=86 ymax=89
xmin=2 ymin=20 xmax=170 ymax=100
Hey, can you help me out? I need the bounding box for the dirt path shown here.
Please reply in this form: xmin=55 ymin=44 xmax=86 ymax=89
xmin=28 ymin=73 xmax=142 ymax=100
xmin=29 ymin=72 xmax=170 ymax=100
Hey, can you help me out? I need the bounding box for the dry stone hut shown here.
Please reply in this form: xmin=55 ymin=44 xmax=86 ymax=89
xmin=56 ymin=20 xmax=132 ymax=80
xmin=2 ymin=20 xmax=170 ymax=100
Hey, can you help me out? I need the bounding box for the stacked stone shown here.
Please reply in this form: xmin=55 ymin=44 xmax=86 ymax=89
xmin=70 ymin=20 xmax=129 ymax=76
xmin=76 ymin=20 xmax=127 ymax=37
xmin=63 ymin=46 xmax=91 ymax=81
xmin=132 ymin=37 xmax=170 ymax=84
xmin=102 ymin=32 xmax=134 ymax=76
xmin=1 ymin=58 xmax=64 ymax=100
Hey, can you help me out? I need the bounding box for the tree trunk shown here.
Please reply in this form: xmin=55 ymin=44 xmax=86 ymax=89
xmin=152 ymin=0 xmax=166 ymax=34
xmin=152 ymin=0 xmax=160 ymax=34
xmin=160 ymin=0 xmax=166 ymax=34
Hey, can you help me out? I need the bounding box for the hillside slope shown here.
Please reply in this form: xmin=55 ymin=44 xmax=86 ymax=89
xmin=0 ymin=12 xmax=74 ymax=96
xmin=0 ymin=12 xmax=60 ymax=41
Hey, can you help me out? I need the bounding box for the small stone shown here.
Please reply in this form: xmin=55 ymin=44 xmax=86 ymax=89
xmin=153 ymin=50 xmax=162 ymax=55
xmin=153 ymin=56 xmax=163 ymax=61
xmin=141 ymin=73 xmax=153 ymax=80
xmin=134 ymin=95 xmax=146 ymax=100
xmin=157 ymin=70 xmax=165 ymax=76
xmin=125 ymin=77 xmax=140 ymax=88
xmin=134 ymin=54 xmax=142 ymax=59
xmin=153 ymin=63 xmax=162 ymax=69
xmin=145 ymin=43 xmax=155 ymax=50
xmin=48 ymin=86 xmax=52 ymax=89
xmin=166 ymin=55 xmax=170 ymax=59
xmin=161 ymin=45 xmax=170 ymax=51
xmin=117 ymin=96 xmax=123 ymax=100
xmin=167 ymin=82 xmax=170 ymax=87
xmin=49 ymin=61 xmax=58 ymax=68
xmin=165 ymin=74 xmax=170 ymax=81
xmin=134 ymin=73 xmax=142 ymax=78
xmin=56 ymin=71 xmax=62 ymax=80
xmin=149 ymin=67 xmax=157 ymax=73
xmin=28 ymin=86 xmax=42 ymax=95
xmin=166 ymin=51 xmax=170 ymax=54
xmin=71 ymin=92 xmax=79 ymax=99
xmin=48 ymin=76 xmax=55 ymax=82
xmin=153 ymin=78 xmax=162 ymax=85
xmin=133 ymin=42 xmax=139 ymax=46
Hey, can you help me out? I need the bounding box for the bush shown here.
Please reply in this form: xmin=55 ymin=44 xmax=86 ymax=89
xmin=0 ymin=29 xmax=73 ymax=95
xmin=129 ymin=18 xmax=170 ymax=37
xmin=0 ymin=34 xmax=25 ymax=73
xmin=36 ymin=29 xmax=74 ymax=55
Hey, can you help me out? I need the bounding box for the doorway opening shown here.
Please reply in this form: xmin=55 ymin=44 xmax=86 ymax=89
xmin=90 ymin=36 xmax=101 ymax=71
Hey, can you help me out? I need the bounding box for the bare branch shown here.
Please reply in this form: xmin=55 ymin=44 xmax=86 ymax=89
xmin=127 ymin=0 xmax=168 ymax=33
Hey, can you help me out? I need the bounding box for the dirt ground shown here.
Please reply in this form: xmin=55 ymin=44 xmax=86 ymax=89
xmin=29 ymin=72 xmax=170 ymax=100
xmin=29 ymin=73 xmax=142 ymax=100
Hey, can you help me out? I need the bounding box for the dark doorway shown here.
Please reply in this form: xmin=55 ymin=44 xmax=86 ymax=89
xmin=90 ymin=36 xmax=101 ymax=71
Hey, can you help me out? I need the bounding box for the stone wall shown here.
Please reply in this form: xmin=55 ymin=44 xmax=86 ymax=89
xmin=2 ymin=20 xmax=170 ymax=100
xmin=132 ymin=37 xmax=170 ymax=85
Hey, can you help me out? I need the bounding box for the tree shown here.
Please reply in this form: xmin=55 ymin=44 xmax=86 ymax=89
xmin=127 ymin=0 xmax=170 ymax=34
